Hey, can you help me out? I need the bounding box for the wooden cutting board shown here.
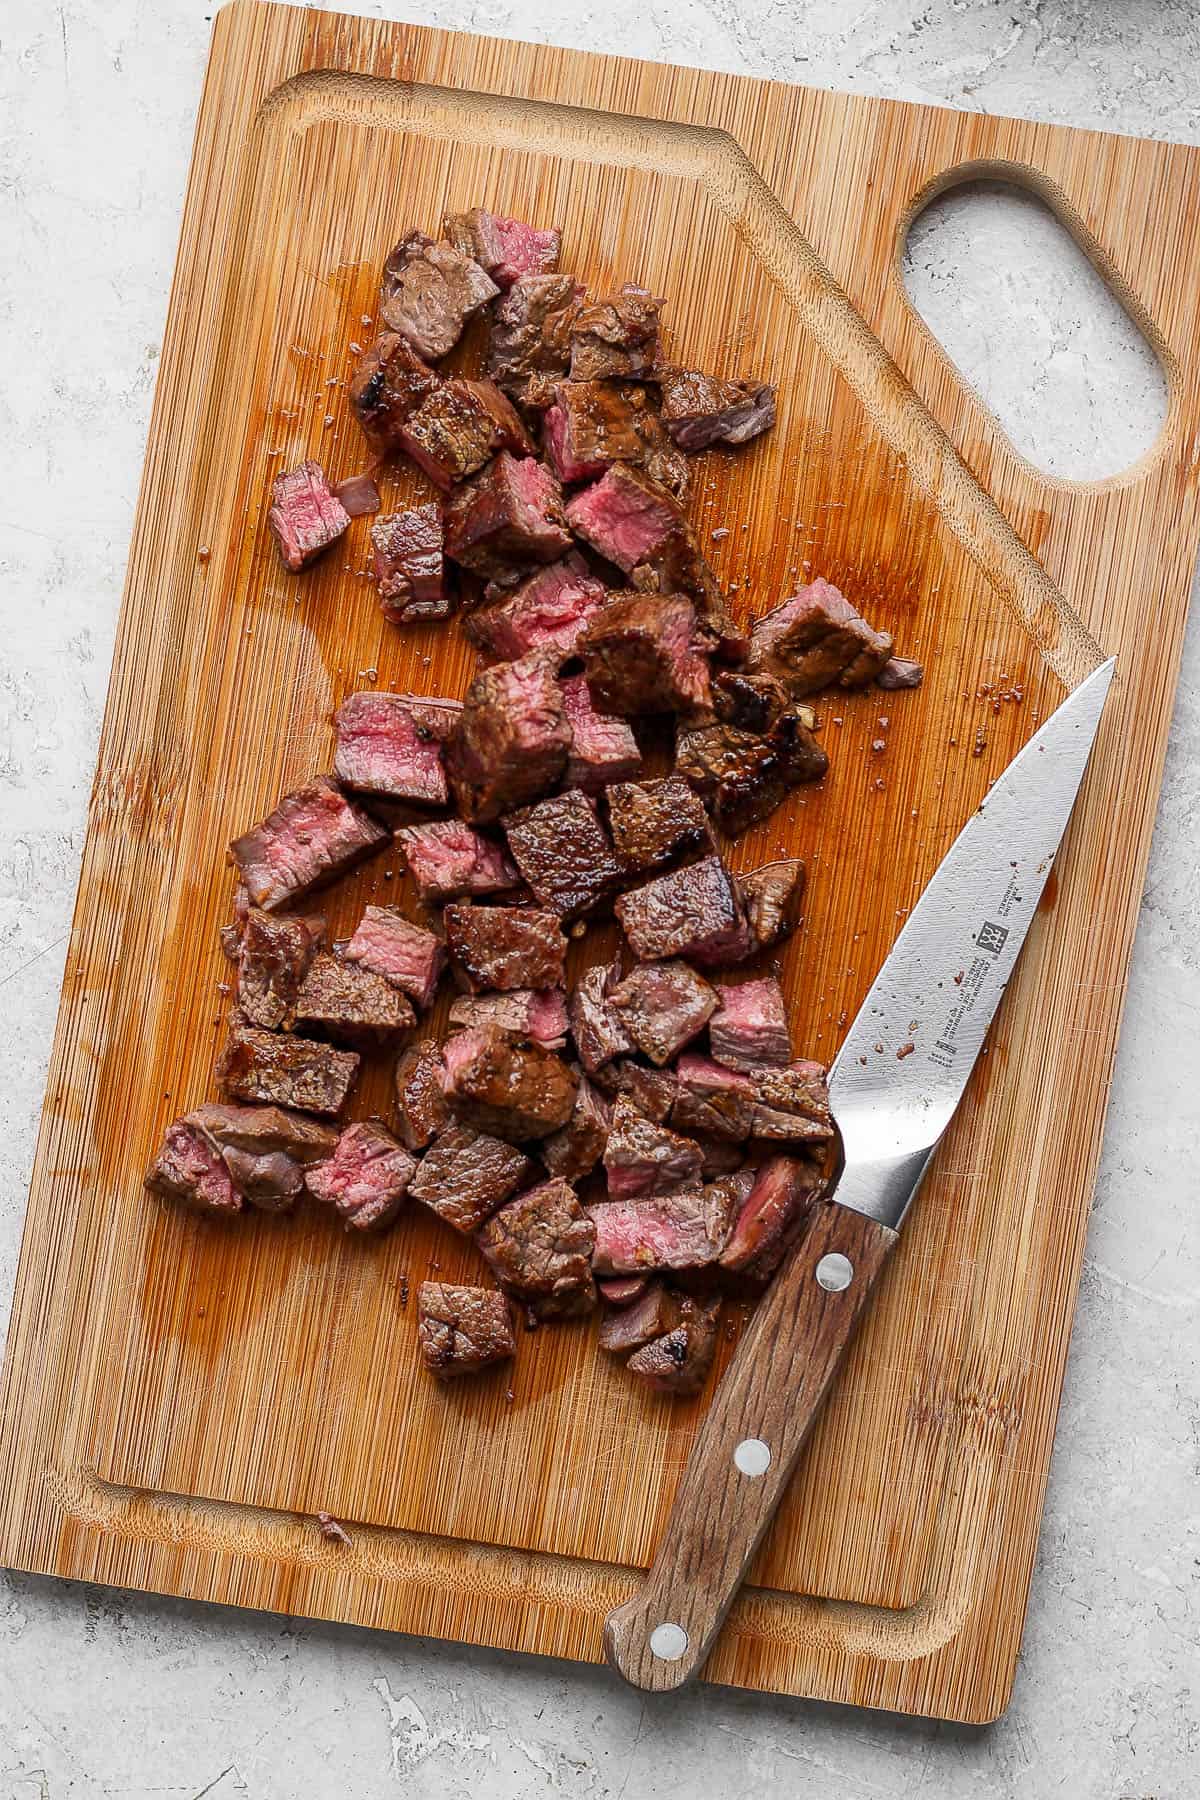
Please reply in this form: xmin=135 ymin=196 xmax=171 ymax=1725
xmin=2 ymin=0 xmax=1198 ymax=1725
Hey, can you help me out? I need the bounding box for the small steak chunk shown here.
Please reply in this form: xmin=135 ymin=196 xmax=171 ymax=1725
xmin=570 ymin=284 xmax=663 ymax=381
xmin=747 ymin=577 xmax=894 ymax=695
xmin=379 ymin=229 xmax=498 ymax=360
xmin=598 ymin=1280 xmax=675 ymax=1353
xmin=877 ymin=655 xmax=924 ymax=690
xmin=333 ymin=472 xmax=381 ymax=517
xmin=443 ymin=1023 xmax=577 ymax=1141
xmin=418 ymin=1281 xmax=516 ymax=1382
xmin=751 ymin=1061 xmax=835 ymax=1142
xmin=145 ymin=1118 xmax=241 ymax=1215
xmin=565 ymin=463 xmax=683 ymax=576
xmin=541 ymin=1073 xmax=611 ymax=1181
xmin=626 ymin=1295 xmax=722 ymax=1395
xmin=477 ymin=1178 xmax=597 ymax=1319
xmin=610 ymin=961 xmax=717 ymax=1066
xmin=400 ymin=379 xmax=531 ymax=491
xmin=217 ymin=1024 xmax=359 ymax=1117
xmin=488 ymin=273 xmax=584 ymax=405
xmin=444 ymin=454 xmax=572 ymax=582
xmin=371 ymin=506 xmax=448 ymax=623
xmin=671 ymin=1053 xmax=755 ymax=1141
xmin=605 ymin=1061 xmax=679 ymax=1125
xmin=394 ymin=1038 xmax=449 ymax=1150
xmin=294 ymin=951 xmax=415 ymax=1044
xmin=410 ymin=1123 xmax=532 ymax=1232
xmin=449 ymin=988 xmax=568 ymax=1048
xmin=597 ymin=1275 xmax=650 ymax=1307
xmin=349 ymin=332 xmax=440 ymax=451
xmin=398 ymin=819 xmax=520 ymax=904
xmin=186 ymin=1101 xmax=336 ymax=1213
xmin=502 ymin=790 xmax=622 ymax=919
xmin=675 ymin=712 xmax=828 ymax=837
xmin=236 ymin=908 xmax=321 ymax=1031
xmin=616 ymin=855 xmax=751 ymax=968
xmin=719 ymin=1155 xmax=822 ymax=1282
xmin=543 ymin=380 xmax=645 ymax=484
xmin=267 ymin=461 xmax=350 ymax=572
xmin=344 ymin=906 xmax=445 ymax=1010
xmin=559 ymin=675 xmax=642 ymax=793
xmin=711 ymin=668 xmax=789 ymax=734
xmin=738 ymin=859 xmax=806 ymax=951
xmin=334 ymin=691 xmax=458 ymax=805
xmin=306 ymin=1119 xmax=416 ymax=1232
xmin=444 ymin=903 xmax=566 ymax=993
xmin=231 ymin=776 xmax=389 ymax=912
xmin=602 ymin=1096 xmax=703 ymax=1200
xmin=447 ymin=650 xmax=571 ymax=822
xmin=605 ymin=775 xmax=711 ymax=877
xmin=659 ymin=368 xmax=776 ymax=450
xmin=443 ymin=208 xmax=561 ymax=289
xmin=578 ymin=592 xmax=710 ymax=717
xmin=466 ymin=555 xmax=606 ymax=663
xmin=568 ymin=961 xmax=632 ymax=1074
xmin=588 ymin=1182 xmax=735 ymax=1274
xmin=710 ymin=975 xmax=792 ymax=1072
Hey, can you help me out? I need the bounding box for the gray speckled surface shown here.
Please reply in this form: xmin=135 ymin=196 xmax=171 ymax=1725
xmin=1 ymin=2 xmax=1198 ymax=1794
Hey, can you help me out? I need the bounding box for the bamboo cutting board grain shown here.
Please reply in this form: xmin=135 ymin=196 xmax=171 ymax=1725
xmin=2 ymin=0 xmax=1199 ymax=1724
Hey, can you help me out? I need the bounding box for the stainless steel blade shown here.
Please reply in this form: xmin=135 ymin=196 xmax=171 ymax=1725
xmin=829 ymin=658 xmax=1115 ymax=1230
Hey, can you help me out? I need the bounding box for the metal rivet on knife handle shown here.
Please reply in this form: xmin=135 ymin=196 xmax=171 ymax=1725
xmin=815 ymin=1252 xmax=854 ymax=1291
xmin=648 ymin=1622 xmax=689 ymax=1661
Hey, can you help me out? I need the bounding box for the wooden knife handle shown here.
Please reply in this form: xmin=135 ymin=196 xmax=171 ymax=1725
xmin=603 ymin=1200 xmax=898 ymax=1691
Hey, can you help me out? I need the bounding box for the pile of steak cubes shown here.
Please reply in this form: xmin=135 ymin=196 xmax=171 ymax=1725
xmin=148 ymin=209 xmax=921 ymax=1396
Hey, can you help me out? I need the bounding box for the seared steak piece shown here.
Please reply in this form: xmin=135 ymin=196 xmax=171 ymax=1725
xmin=333 ymin=691 xmax=458 ymax=806
xmin=711 ymin=668 xmax=788 ymax=734
xmin=570 ymin=284 xmax=663 ymax=381
xmin=477 ymin=1177 xmax=597 ymax=1319
xmin=719 ymin=1154 xmax=822 ymax=1282
xmin=602 ymin=1096 xmax=703 ymax=1200
xmin=598 ymin=1279 xmax=675 ymax=1353
xmin=605 ymin=775 xmax=711 ymax=876
xmin=410 ymin=1122 xmax=532 ymax=1232
xmin=418 ymin=1281 xmax=517 ymax=1381
xmin=710 ymin=975 xmax=793 ymax=1071
xmin=541 ymin=1072 xmax=611 ymax=1181
xmin=399 ymin=379 xmax=531 ymax=491
xmin=559 ymin=674 xmax=642 ymax=792
xmin=449 ymin=987 xmax=568 ymax=1048
xmin=659 ymin=367 xmax=776 ymax=449
xmin=466 ymin=555 xmax=606 ymax=663
xmin=588 ymin=1179 xmax=737 ymax=1273
xmin=444 ymin=454 xmax=572 ymax=581
xmin=578 ymin=593 xmax=710 ymax=716
xmin=394 ymin=1038 xmax=450 ymax=1150
xmin=443 ymin=1023 xmax=577 ymax=1141
xmin=267 ymin=461 xmax=350 ymax=572
xmin=217 ymin=1024 xmax=359 ymax=1117
xmin=568 ymin=960 xmax=633 ymax=1074
xmin=145 ymin=1117 xmax=242 ymax=1215
xmin=610 ymin=961 xmax=717 ymax=1065
xmin=219 ymin=883 xmax=251 ymax=962
xmin=738 ymin=858 xmax=806 ymax=950
xmin=502 ymin=790 xmax=622 ymax=920
xmin=186 ymin=1101 xmax=337 ymax=1213
xmin=565 ymin=463 xmax=683 ymax=576
xmin=443 ymin=208 xmax=561 ymax=289
xmin=370 ymin=506 xmax=448 ymax=623
xmin=877 ymin=655 xmax=924 ymax=689
xmin=696 ymin=1137 xmax=748 ymax=1178
xmin=603 ymin=1061 xmax=679 ymax=1125
xmin=235 ymin=907 xmax=322 ymax=1031
xmin=231 ymin=776 xmax=389 ymax=912
xmin=630 ymin=400 xmax=691 ymax=501
xmin=671 ymin=1053 xmax=754 ymax=1141
xmin=597 ymin=1274 xmax=650 ymax=1306
xmin=335 ymin=473 xmax=381 ymax=517
xmin=446 ymin=650 xmax=571 ymax=822
xmin=379 ymin=229 xmax=498 ymax=360
xmin=625 ymin=1295 xmax=722 ymax=1395
xmin=675 ymin=711 xmax=828 ymax=836
xmin=398 ymin=818 xmax=520 ymax=903
xmin=751 ymin=1061 xmax=834 ymax=1142
xmin=349 ymin=333 xmax=439 ymax=452
xmin=444 ymin=902 xmax=566 ymax=993
xmin=343 ymin=906 xmax=445 ymax=1011
xmin=306 ymin=1118 xmax=417 ymax=1232
xmin=543 ymin=380 xmax=645 ymax=484
xmin=747 ymin=577 xmax=894 ymax=695
xmin=294 ymin=951 xmax=415 ymax=1045
xmin=615 ymin=855 xmax=752 ymax=968
xmin=488 ymin=273 xmax=585 ymax=406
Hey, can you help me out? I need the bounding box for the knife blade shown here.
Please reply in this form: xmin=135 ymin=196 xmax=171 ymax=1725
xmin=604 ymin=657 xmax=1115 ymax=1692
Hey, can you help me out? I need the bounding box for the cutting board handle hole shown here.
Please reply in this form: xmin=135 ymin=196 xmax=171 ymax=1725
xmin=902 ymin=178 xmax=1167 ymax=482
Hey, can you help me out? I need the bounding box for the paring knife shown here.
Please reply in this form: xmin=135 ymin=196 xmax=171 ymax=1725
xmin=604 ymin=657 xmax=1116 ymax=1692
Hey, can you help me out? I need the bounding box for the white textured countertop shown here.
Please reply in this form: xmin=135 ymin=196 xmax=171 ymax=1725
xmin=1 ymin=2 xmax=1197 ymax=1795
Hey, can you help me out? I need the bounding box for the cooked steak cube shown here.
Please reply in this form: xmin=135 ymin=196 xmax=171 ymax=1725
xmin=598 ymin=1279 xmax=675 ymax=1353
xmin=306 ymin=1118 xmax=417 ymax=1231
xmin=219 ymin=883 xmax=251 ymax=962
xmin=418 ymin=1281 xmax=517 ymax=1381
xmin=399 ymin=379 xmax=531 ymax=491
xmin=294 ymin=951 xmax=416 ymax=1044
xmin=446 ymin=650 xmax=571 ymax=822
xmin=578 ymin=592 xmax=710 ymax=717
xmin=588 ymin=1181 xmax=736 ymax=1273
xmin=710 ymin=975 xmax=792 ymax=1072
xmin=333 ymin=690 xmax=457 ymax=806
xmin=570 ymin=284 xmax=662 ymax=381
xmin=541 ymin=1072 xmax=611 ymax=1181
xmin=502 ymin=790 xmax=622 ymax=920
xmin=410 ymin=1122 xmax=532 ymax=1232
xmin=185 ymin=1101 xmax=337 ymax=1213
xmin=605 ymin=775 xmax=711 ymax=877
xmin=711 ymin=668 xmax=789 ymax=734
xmin=671 ymin=1053 xmax=755 ymax=1141
xmin=443 ymin=902 xmax=566 ymax=993
xmin=344 ymin=906 xmax=445 ymax=1010
xmin=466 ymin=555 xmax=606 ymax=663
xmin=719 ymin=1154 xmax=822 ymax=1282
xmin=443 ymin=208 xmax=561 ymax=289
xmin=602 ymin=1095 xmax=703 ymax=1200
xmin=394 ymin=1038 xmax=450 ymax=1150
xmin=675 ymin=711 xmax=828 ymax=836
xmin=333 ymin=472 xmax=381 ymax=517
xmin=476 ymin=1177 xmax=597 ymax=1319
xmin=597 ymin=1274 xmax=650 ymax=1306
xmin=625 ymin=1295 xmax=722 ymax=1395
xmin=610 ymin=961 xmax=717 ymax=1066
xmin=747 ymin=577 xmax=894 ymax=695
xmin=449 ymin=986 xmax=568 ymax=1048
xmin=235 ymin=907 xmax=321 ymax=1031
xmin=145 ymin=1117 xmax=242 ymax=1215
xmin=379 ymin=229 xmax=498 ymax=360
xmin=565 ymin=462 xmax=682 ymax=575
xmin=267 ymin=461 xmax=350 ymax=572
xmin=349 ymin=332 xmax=439 ymax=452
xmin=738 ymin=859 xmax=806 ymax=951
xmin=398 ymin=818 xmax=520 ymax=904
xmin=659 ymin=368 xmax=776 ymax=450
xmin=568 ymin=960 xmax=633 ymax=1074
xmin=604 ymin=1061 xmax=679 ymax=1124
xmin=543 ymin=380 xmax=645 ymax=484
xmin=444 ymin=453 xmax=572 ymax=581
xmin=443 ymin=1023 xmax=577 ymax=1141
xmin=877 ymin=655 xmax=924 ymax=689
xmin=370 ymin=506 xmax=448 ymax=623
xmin=628 ymin=397 xmax=692 ymax=501
xmin=488 ymin=273 xmax=585 ymax=404
xmin=751 ymin=1061 xmax=834 ymax=1142
xmin=217 ymin=1024 xmax=359 ymax=1117
xmin=696 ymin=1137 xmax=748 ymax=1179
xmin=230 ymin=776 xmax=389 ymax=912
xmin=559 ymin=674 xmax=642 ymax=792
xmin=616 ymin=855 xmax=751 ymax=968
